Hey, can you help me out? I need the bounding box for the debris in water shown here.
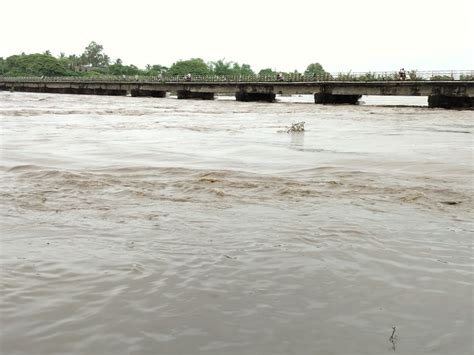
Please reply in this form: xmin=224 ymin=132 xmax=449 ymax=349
xmin=389 ymin=326 xmax=398 ymax=351
xmin=441 ymin=201 xmax=460 ymax=205
xmin=287 ymin=121 xmax=305 ymax=133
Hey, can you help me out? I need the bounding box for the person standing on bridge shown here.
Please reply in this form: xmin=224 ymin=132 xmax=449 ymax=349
xmin=399 ymin=68 xmax=406 ymax=80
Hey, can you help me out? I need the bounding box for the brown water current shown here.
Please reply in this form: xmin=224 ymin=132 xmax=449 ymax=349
xmin=0 ymin=92 xmax=473 ymax=354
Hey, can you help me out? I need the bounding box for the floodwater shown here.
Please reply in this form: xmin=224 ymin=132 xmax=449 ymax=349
xmin=0 ymin=92 xmax=472 ymax=355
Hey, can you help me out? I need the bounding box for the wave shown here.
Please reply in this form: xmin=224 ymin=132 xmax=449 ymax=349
xmin=1 ymin=165 xmax=471 ymax=215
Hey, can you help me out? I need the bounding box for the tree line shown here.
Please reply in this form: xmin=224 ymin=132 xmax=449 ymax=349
xmin=0 ymin=41 xmax=327 ymax=78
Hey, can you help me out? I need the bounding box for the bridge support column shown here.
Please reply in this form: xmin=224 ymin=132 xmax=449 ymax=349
xmin=94 ymin=89 xmax=127 ymax=96
xmin=177 ymin=90 xmax=214 ymax=100
xmin=9 ymin=86 xmax=42 ymax=93
xmin=68 ymin=88 xmax=127 ymax=96
xmin=428 ymin=95 xmax=473 ymax=109
xmin=45 ymin=87 xmax=72 ymax=94
xmin=235 ymin=92 xmax=276 ymax=102
xmin=314 ymin=93 xmax=361 ymax=104
xmin=131 ymin=89 xmax=166 ymax=98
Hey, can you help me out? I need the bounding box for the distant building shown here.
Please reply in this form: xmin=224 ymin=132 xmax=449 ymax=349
xmin=74 ymin=64 xmax=97 ymax=72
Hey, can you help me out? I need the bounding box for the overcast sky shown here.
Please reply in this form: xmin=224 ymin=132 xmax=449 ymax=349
xmin=2 ymin=0 xmax=473 ymax=73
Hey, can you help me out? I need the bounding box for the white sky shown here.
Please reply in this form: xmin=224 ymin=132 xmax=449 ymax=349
xmin=2 ymin=0 xmax=473 ymax=73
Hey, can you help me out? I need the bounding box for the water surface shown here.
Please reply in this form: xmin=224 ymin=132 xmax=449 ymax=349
xmin=1 ymin=92 xmax=472 ymax=354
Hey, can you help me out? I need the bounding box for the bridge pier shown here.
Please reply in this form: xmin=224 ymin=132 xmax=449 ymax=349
xmin=314 ymin=93 xmax=361 ymax=105
xmin=46 ymin=87 xmax=72 ymax=94
xmin=428 ymin=95 xmax=473 ymax=109
xmin=8 ymin=86 xmax=44 ymax=93
xmin=235 ymin=92 xmax=276 ymax=102
xmin=69 ymin=88 xmax=127 ymax=96
xmin=177 ymin=90 xmax=214 ymax=100
xmin=4 ymin=85 xmax=128 ymax=96
xmin=131 ymin=89 xmax=166 ymax=98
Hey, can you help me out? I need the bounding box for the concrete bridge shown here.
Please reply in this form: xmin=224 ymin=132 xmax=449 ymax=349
xmin=1 ymin=74 xmax=473 ymax=109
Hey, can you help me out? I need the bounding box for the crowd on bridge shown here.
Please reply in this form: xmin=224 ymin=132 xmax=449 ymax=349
xmin=180 ymin=69 xmax=409 ymax=82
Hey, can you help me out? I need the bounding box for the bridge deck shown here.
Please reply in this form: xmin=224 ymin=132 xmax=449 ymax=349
xmin=1 ymin=77 xmax=473 ymax=108
xmin=1 ymin=79 xmax=473 ymax=96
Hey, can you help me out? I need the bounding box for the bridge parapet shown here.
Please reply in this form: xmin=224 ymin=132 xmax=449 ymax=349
xmin=1 ymin=70 xmax=473 ymax=83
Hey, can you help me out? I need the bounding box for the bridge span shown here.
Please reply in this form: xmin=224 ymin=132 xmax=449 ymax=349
xmin=1 ymin=75 xmax=473 ymax=109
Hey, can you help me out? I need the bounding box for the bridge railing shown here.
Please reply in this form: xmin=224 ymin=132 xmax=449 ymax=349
xmin=1 ymin=70 xmax=473 ymax=83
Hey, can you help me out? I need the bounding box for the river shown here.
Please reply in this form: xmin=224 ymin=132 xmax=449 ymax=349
xmin=0 ymin=92 xmax=472 ymax=354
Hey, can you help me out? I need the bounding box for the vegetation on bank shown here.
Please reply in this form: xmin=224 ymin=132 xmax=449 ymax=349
xmin=0 ymin=41 xmax=327 ymax=78
xmin=2 ymin=41 xmax=471 ymax=81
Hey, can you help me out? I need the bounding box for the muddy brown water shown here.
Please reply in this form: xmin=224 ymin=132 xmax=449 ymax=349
xmin=0 ymin=92 xmax=472 ymax=354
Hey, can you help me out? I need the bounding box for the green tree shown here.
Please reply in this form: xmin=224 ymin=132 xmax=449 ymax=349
xmin=168 ymin=58 xmax=211 ymax=76
xmin=0 ymin=57 xmax=6 ymax=75
xmin=233 ymin=63 xmax=255 ymax=76
xmin=209 ymin=59 xmax=233 ymax=76
xmin=108 ymin=62 xmax=144 ymax=76
xmin=209 ymin=60 xmax=255 ymax=77
xmin=81 ymin=41 xmax=110 ymax=67
xmin=4 ymin=54 xmax=72 ymax=76
xmin=151 ymin=64 xmax=167 ymax=73
xmin=66 ymin=54 xmax=81 ymax=70
xmin=145 ymin=64 xmax=168 ymax=76
xmin=304 ymin=62 xmax=327 ymax=77
xmin=258 ymin=68 xmax=276 ymax=76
